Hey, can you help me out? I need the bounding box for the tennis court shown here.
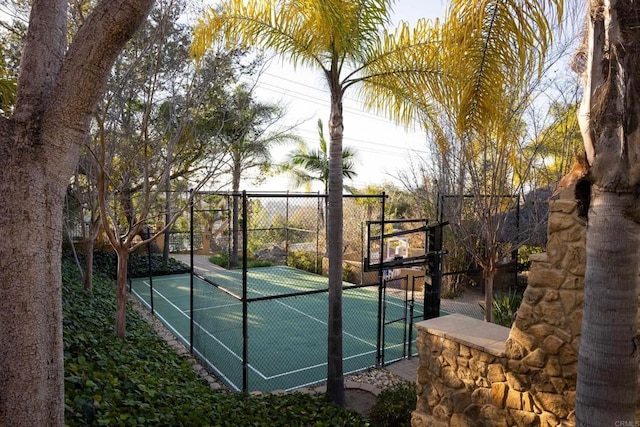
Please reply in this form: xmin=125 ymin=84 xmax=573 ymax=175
xmin=130 ymin=265 xmax=425 ymax=392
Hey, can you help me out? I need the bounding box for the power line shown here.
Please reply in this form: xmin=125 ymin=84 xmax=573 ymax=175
xmin=277 ymin=123 xmax=431 ymax=156
xmin=245 ymin=75 xmax=422 ymax=126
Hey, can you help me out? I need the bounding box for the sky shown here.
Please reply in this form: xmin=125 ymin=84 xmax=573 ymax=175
xmin=240 ymin=0 xmax=449 ymax=192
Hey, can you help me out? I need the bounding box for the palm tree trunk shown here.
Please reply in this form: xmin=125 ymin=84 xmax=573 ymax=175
xmin=576 ymin=189 xmax=639 ymax=425
xmin=326 ymin=84 xmax=345 ymax=406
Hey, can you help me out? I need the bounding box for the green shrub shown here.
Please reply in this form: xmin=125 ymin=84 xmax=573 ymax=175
xmin=342 ymin=263 xmax=358 ymax=283
xmin=128 ymin=252 xmax=189 ymax=278
xmin=492 ymin=290 xmax=523 ymax=327
xmin=68 ymin=250 xmax=190 ymax=279
xmin=287 ymin=251 xmax=322 ymax=274
xmin=209 ymin=252 xmax=230 ymax=268
xmin=209 ymin=252 xmax=273 ymax=269
xmin=63 ymin=253 xmax=365 ymax=426
xmin=370 ymin=382 xmax=416 ymax=427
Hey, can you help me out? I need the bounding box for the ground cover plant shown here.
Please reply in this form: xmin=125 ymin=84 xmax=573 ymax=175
xmin=369 ymin=382 xmax=416 ymax=427
xmin=62 ymin=253 xmax=368 ymax=426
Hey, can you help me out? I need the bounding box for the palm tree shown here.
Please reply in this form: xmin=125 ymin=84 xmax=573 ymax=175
xmin=281 ymin=119 xmax=357 ymax=194
xmin=439 ymin=0 xmax=640 ymax=421
xmin=429 ymin=0 xmax=564 ymax=323
xmin=573 ymin=1 xmax=640 ymax=423
xmin=215 ymin=84 xmax=300 ymax=267
xmin=192 ymin=0 xmax=443 ymax=405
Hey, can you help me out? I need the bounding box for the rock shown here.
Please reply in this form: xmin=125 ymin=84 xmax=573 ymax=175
xmin=558 ymin=344 xmax=578 ymax=365
xmin=542 ymin=336 xmax=564 ymax=355
xmin=487 ymin=363 xmax=506 ymax=383
xmin=533 ymin=392 xmax=570 ymax=418
xmin=471 ymin=388 xmax=492 ymax=405
xmin=490 ymin=382 xmax=508 ymax=407
xmin=480 ymin=404 xmax=510 ymax=427
xmin=523 ymin=348 xmax=547 ymax=369
xmin=544 ymin=358 xmax=562 ymax=377
xmin=450 ymin=413 xmax=476 ymax=427
xmin=506 ymin=389 xmax=522 ymax=410
xmin=509 ymin=409 xmax=540 ymax=427
xmin=451 ymin=389 xmax=472 ymax=412
xmin=442 ymin=366 xmax=464 ymax=389
xmin=506 ymin=372 xmax=530 ymax=391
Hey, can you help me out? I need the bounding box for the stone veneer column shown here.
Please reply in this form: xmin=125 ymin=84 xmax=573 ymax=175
xmin=413 ymin=186 xmax=591 ymax=426
xmin=502 ymin=188 xmax=586 ymax=425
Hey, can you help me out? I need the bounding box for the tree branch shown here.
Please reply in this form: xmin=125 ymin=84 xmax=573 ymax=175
xmin=45 ymin=0 xmax=155 ymax=151
xmin=13 ymin=0 xmax=66 ymax=124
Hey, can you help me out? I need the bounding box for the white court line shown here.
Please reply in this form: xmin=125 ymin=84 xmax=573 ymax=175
xmin=191 ymin=302 xmax=242 ymax=312
xmin=132 ymin=275 xmax=401 ymax=382
xmin=134 ymin=279 xmax=266 ymax=381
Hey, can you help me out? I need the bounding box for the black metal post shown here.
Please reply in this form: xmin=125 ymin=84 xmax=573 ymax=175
xmin=146 ymin=226 xmax=154 ymax=314
xmin=376 ymin=193 xmax=386 ymax=366
xmin=513 ymin=196 xmax=520 ymax=289
xmin=424 ymin=223 xmax=444 ymax=320
xmin=189 ymin=189 xmax=194 ymax=354
xmin=227 ymin=193 xmax=232 ymax=269
xmin=316 ymin=193 xmax=321 ymax=274
xmin=242 ymin=191 xmax=249 ymax=392
xmin=434 ymin=224 xmax=443 ymax=317
xmin=408 ymin=275 xmax=416 ymax=358
xmin=285 ymin=191 xmax=290 ymax=264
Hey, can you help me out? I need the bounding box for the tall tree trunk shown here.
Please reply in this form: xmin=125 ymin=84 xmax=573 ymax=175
xmin=575 ymin=0 xmax=640 ymax=422
xmin=84 ymin=238 xmax=95 ymax=292
xmin=231 ymin=165 xmax=241 ymax=268
xmin=0 ymin=1 xmax=154 ymax=422
xmin=0 ymin=151 xmax=67 ymax=424
xmin=115 ymin=246 xmax=130 ymax=339
xmin=576 ymin=189 xmax=640 ymax=424
xmin=83 ymin=217 xmax=102 ymax=292
xmin=163 ymin=179 xmax=171 ymax=260
xmin=483 ymin=268 xmax=495 ymax=323
xmin=326 ymin=80 xmax=345 ymax=406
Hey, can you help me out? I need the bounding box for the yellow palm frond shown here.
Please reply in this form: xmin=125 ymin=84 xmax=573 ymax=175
xmin=191 ymin=0 xmax=446 ymax=130
xmin=352 ymin=18 xmax=445 ymax=127
xmin=191 ymin=0 xmax=394 ymax=70
xmin=442 ymin=0 xmax=563 ymax=135
xmin=192 ymin=0 xmax=319 ymax=68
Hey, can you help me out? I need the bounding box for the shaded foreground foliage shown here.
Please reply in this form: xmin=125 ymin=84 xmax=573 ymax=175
xmin=370 ymin=382 xmax=416 ymax=427
xmin=62 ymin=254 xmax=368 ymax=426
xmin=79 ymin=250 xmax=191 ymax=280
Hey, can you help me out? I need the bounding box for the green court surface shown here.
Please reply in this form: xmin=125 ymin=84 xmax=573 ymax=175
xmin=130 ymin=266 xmax=424 ymax=392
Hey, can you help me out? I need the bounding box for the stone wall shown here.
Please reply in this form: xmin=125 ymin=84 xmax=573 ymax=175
xmin=412 ymin=187 xmax=586 ymax=426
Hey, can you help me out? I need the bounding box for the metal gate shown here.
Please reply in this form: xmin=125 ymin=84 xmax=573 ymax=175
xmin=379 ymin=273 xmax=425 ymax=365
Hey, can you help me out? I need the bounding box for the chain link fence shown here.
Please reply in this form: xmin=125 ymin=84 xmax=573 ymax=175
xmin=133 ymin=191 xmax=430 ymax=392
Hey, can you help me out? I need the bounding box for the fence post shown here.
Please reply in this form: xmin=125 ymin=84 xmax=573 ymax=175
xmin=376 ymin=193 xmax=386 ymax=366
xmin=146 ymin=226 xmax=154 ymax=315
xmin=242 ymin=190 xmax=249 ymax=393
xmin=189 ymin=189 xmax=194 ymax=354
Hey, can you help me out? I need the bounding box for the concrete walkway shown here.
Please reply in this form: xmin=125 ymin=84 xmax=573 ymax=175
xmin=385 ymin=357 xmax=419 ymax=382
xmin=171 ymin=253 xmax=223 ymax=273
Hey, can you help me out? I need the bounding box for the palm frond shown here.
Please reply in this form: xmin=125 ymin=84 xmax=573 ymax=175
xmin=443 ymin=0 xmax=563 ymax=134
xmin=193 ymin=0 xmax=361 ymax=69
xmin=352 ymin=18 xmax=445 ymax=128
